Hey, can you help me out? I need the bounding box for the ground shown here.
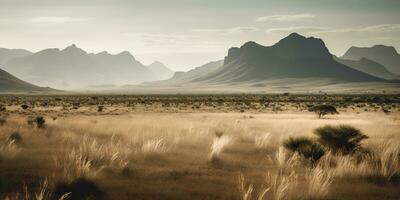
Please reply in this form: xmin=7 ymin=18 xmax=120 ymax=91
xmin=0 ymin=94 xmax=399 ymax=200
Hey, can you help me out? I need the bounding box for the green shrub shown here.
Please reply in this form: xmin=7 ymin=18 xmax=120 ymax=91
xmin=283 ymin=137 xmax=325 ymax=163
xmin=308 ymin=105 xmax=338 ymax=118
xmin=313 ymin=125 xmax=368 ymax=154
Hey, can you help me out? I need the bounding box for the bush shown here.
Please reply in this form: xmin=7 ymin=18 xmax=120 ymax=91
xmin=52 ymin=178 xmax=104 ymax=200
xmin=0 ymin=117 xmax=6 ymax=126
xmin=35 ymin=116 xmax=46 ymax=128
xmin=97 ymin=105 xmax=104 ymax=112
xmin=21 ymin=104 xmax=29 ymax=110
xmin=283 ymin=137 xmax=325 ymax=163
xmin=313 ymin=125 xmax=368 ymax=154
xmin=0 ymin=104 xmax=6 ymax=112
xmin=308 ymin=105 xmax=338 ymax=118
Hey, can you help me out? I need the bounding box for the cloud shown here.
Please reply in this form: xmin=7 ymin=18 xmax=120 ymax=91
xmin=30 ymin=16 xmax=89 ymax=24
xmin=266 ymin=24 xmax=400 ymax=35
xmin=312 ymin=24 xmax=400 ymax=34
xmin=122 ymin=32 xmax=226 ymax=54
xmin=266 ymin=26 xmax=328 ymax=33
xmin=256 ymin=14 xmax=315 ymax=22
xmin=122 ymin=33 xmax=196 ymax=44
xmin=192 ymin=27 xmax=258 ymax=34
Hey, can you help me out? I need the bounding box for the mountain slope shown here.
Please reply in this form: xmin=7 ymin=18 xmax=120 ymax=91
xmin=147 ymin=61 xmax=174 ymax=80
xmin=148 ymin=60 xmax=223 ymax=85
xmin=342 ymin=45 xmax=400 ymax=75
xmin=2 ymin=45 xmax=157 ymax=89
xmin=0 ymin=48 xmax=32 ymax=65
xmin=0 ymin=68 xmax=53 ymax=92
xmin=335 ymin=56 xmax=399 ymax=80
xmin=193 ymin=33 xmax=384 ymax=84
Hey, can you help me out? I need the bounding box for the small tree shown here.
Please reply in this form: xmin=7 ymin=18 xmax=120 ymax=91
xmin=308 ymin=105 xmax=338 ymax=118
xmin=283 ymin=137 xmax=325 ymax=163
xmin=313 ymin=125 xmax=368 ymax=154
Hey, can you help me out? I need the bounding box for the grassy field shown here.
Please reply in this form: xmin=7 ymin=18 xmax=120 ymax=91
xmin=0 ymin=95 xmax=399 ymax=200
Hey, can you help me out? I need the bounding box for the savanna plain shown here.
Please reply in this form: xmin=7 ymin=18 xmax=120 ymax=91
xmin=0 ymin=94 xmax=399 ymax=200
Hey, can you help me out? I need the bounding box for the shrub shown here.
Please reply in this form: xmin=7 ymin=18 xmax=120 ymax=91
xmin=35 ymin=116 xmax=46 ymax=128
xmin=308 ymin=105 xmax=338 ymax=118
xmin=314 ymin=125 xmax=368 ymax=154
xmin=97 ymin=105 xmax=104 ymax=112
xmin=283 ymin=137 xmax=325 ymax=163
xmin=0 ymin=117 xmax=6 ymax=126
xmin=52 ymin=178 xmax=104 ymax=200
xmin=21 ymin=104 xmax=29 ymax=110
xmin=0 ymin=104 xmax=6 ymax=112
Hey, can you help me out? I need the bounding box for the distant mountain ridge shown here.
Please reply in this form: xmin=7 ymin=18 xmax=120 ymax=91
xmin=342 ymin=45 xmax=400 ymax=75
xmin=147 ymin=61 xmax=174 ymax=80
xmin=1 ymin=45 xmax=173 ymax=89
xmin=190 ymin=33 xmax=384 ymax=84
xmin=0 ymin=48 xmax=32 ymax=65
xmin=169 ymin=60 xmax=224 ymax=83
xmin=0 ymin=68 xmax=54 ymax=93
xmin=335 ymin=56 xmax=399 ymax=80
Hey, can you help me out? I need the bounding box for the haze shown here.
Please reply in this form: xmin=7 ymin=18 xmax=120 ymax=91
xmin=1 ymin=0 xmax=399 ymax=71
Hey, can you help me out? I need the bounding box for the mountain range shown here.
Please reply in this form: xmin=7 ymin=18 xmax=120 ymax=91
xmin=0 ymin=45 xmax=174 ymax=89
xmin=155 ymin=33 xmax=387 ymax=87
xmin=342 ymin=45 xmax=400 ymax=75
xmin=1 ymin=33 xmax=400 ymax=93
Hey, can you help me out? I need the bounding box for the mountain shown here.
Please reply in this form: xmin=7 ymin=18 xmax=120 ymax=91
xmin=192 ymin=33 xmax=384 ymax=84
xmin=0 ymin=68 xmax=53 ymax=93
xmin=1 ymin=45 xmax=163 ymax=89
xmin=168 ymin=60 xmax=223 ymax=83
xmin=147 ymin=61 xmax=174 ymax=80
xmin=335 ymin=56 xmax=399 ymax=80
xmin=0 ymin=48 xmax=32 ymax=65
xmin=342 ymin=45 xmax=400 ymax=75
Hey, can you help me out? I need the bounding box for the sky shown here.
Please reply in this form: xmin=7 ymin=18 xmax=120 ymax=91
xmin=0 ymin=0 xmax=399 ymax=71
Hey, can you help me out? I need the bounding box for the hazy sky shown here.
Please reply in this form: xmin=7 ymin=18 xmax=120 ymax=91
xmin=0 ymin=0 xmax=399 ymax=71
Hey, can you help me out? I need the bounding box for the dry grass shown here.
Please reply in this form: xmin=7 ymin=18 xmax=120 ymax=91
xmin=0 ymin=139 xmax=19 ymax=160
xmin=322 ymin=139 xmax=400 ymax=183
xmin=0 ymin=107 xmax=399 ymax=199
xmin=238 ymin=173 xmax=270 ymax=200
xmin=141 ymin=138 xmax=171 ymax=156
xmin=306 ymin=166 xmax=333 ymax=199
xmin=209 ymin=135 xmax=233 ymax=163
xmin=4 ymin=179 xmax=70 ymax=200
